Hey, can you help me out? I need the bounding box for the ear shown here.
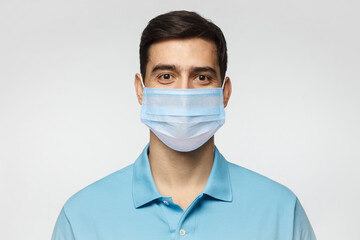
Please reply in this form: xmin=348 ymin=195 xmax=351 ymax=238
xmin=222 ymin=77 xmax=232 ymax=108
xmin=134 ymin=73 xmax=144 ymax=105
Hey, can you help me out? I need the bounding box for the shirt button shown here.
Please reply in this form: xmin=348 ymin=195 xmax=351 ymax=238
xmin=179 ymin=229 xmax=186 ymax=236
xmin=163 ymin=200 xmax=169 ymax=205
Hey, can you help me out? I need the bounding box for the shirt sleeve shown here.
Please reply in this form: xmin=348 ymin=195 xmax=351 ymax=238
xmin=51 ymin=207 xmax=75 ymax=240
xmin=293 ymin=198 xmax=317 ymax=240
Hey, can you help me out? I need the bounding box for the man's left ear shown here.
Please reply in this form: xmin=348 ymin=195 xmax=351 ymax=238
xmin=223 ymin=77 xmax=232 ymax=108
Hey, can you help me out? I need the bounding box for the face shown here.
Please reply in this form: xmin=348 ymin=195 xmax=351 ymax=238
xmin=148 ymin=38 xmax=222 ymax=88
xmin=135 ymin=38 xmax=232 ymax=106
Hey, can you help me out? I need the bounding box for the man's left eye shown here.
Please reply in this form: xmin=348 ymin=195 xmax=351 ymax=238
xmin=197 ymin=75 xmax=210 ymax=81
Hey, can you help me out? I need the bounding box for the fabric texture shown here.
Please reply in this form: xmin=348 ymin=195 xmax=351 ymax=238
xmin=140 ymin=87 xmax=225 ymax=152
xmin=52 ymin=144 xmax=316 ymax=240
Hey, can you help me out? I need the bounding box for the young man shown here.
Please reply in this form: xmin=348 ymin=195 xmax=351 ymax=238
xmin=52 ymin=11 xmax=316 ymax=240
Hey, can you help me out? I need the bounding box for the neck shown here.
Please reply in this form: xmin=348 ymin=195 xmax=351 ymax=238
xmin=148 ymin=131 xmax=215 ymax=196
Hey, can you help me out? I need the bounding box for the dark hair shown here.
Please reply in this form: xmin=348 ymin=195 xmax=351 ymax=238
xmin=139 ymin=10 xmax=228 ymax=82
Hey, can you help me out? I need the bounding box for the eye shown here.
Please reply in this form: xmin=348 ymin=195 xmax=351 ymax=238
xmin=196 ymin=75 xmax=211 ymax=81
xmin=159 ymin=73 xmax=172 ymax=80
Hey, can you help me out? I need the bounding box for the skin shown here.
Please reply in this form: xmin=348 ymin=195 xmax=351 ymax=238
xmin=134 ymin=38 xmax=232 ymax=211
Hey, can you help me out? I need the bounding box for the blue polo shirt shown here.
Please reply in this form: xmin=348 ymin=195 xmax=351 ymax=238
xmin=52 ymin=144 xmax=316 ymax=240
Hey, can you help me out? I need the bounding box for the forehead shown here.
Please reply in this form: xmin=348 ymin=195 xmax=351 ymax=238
xmin=147 ymin=38 xmax=219 ymax=71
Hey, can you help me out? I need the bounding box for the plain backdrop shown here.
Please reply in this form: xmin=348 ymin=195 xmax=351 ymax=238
xmin=0 ymin=0 xmax=359 ymax=239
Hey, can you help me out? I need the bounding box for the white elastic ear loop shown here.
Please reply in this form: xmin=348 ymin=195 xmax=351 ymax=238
xmin=139 ymin=74 xmax=145 ymax=88
xmin=221 ymin=77 xmax=226 ymax=89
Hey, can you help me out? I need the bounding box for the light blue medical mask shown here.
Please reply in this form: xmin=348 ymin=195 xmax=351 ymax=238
xmin=140 ymin=76 xmax=226 ymax=152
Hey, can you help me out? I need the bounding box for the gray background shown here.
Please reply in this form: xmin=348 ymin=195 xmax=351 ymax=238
xmin=1 ymin=0 xmax=359 ymax=239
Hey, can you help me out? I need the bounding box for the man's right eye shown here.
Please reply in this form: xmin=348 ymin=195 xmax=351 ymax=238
xmin=159 ymin=74 xmax=172 ymax=80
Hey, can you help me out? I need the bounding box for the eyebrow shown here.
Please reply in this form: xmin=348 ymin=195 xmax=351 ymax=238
xmin=151 ymin=64 xmax=177 ymax=74
xmin=191 ymin=66 xmax=217 ymax=76
xmin=151 ymin=64 xmax=218 ymax=76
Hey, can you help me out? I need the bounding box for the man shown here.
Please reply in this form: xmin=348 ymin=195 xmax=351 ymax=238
xmin=52 ymin=10 xmax=316 ymax=240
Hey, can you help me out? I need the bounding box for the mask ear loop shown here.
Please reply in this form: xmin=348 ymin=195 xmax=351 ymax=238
xmin=221 ymin=77 xmax=226 ymax=89
xmin=139 ymin=74 xmax=145 ymax=88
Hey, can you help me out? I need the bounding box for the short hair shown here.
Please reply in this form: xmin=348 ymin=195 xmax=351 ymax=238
xmin=139 ymin=10 xmax=228 ymax=82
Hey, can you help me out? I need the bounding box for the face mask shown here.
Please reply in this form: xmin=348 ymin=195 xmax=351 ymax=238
xmin=139 ymin=76 xmax=226 ymax=152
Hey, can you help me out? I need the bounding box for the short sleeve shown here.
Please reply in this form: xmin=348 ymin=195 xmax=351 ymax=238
xmin=51 ymin=207 xmax=75 ymax=240
xmin=293 ymin=198 xmax=317 ymax=240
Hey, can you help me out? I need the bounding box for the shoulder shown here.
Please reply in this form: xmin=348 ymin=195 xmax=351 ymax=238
xmin=227 ymin=161 xmax=297 ymax=205
xmin=63 ymin=164 xmax=134 ymax=214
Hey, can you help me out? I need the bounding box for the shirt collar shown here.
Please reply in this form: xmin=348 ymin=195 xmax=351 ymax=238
xmin=132 ymin=144 xmax=233 ymax=209
xmin=202 ymin=146 xmax=233 ymax=202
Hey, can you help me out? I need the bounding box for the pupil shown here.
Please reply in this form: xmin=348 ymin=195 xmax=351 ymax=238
xmin=164 ymin=74 xmax=170 ymax=79
xmin=199 ymin=75 xmax=205 ymax=80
